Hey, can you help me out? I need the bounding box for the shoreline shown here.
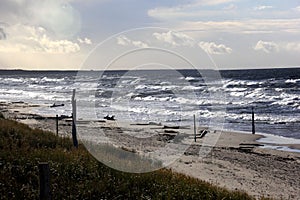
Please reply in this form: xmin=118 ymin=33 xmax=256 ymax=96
xmin=1 ymin=100 xmax=299 ymax=151
xmin=1 ymin=100 xmax=300 ymax=156
xmin=1 ymin=101 xmax=300 ymax=199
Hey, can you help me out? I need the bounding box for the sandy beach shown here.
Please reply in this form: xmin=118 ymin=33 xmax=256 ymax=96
xmin=1 ymin=101 xmax=300 ymax=200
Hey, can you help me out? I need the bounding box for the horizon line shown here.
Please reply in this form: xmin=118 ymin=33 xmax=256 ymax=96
xmin=0 ymin=66 xmax=299 ymax=72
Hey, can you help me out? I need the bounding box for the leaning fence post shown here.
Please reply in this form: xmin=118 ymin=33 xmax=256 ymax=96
xmin=72 ymin=89 xmax=78 ymax=148
xmin=39 ymin=162 xmax=50 ymax=200
xmin=193 ymin=114 xmax=196 ymax=142
xmin=56 ymin=114 xmax=59 ymax=137
xmin=252 ymin=107 xmax=255 ymax=134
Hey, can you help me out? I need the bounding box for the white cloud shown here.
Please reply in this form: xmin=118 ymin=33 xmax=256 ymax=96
xmin=0 ymin=24 xmax=80 ymax=54
xmin=198 ymin=41 xmax=232 ymax=54
xmin=200 ymin=0 xmax=237 ymax=6
xmin=254 ymin=40 xmax=300 ymax=53
xmin=116 ymin=35 xmax=149 ymax=48
xmin=117 ymin=35 xmax=131 ymax=46
xmin=223 ymin=4 xmax=237 ymax=10
xmin=148 ymin=0 xmax=237 ymax=20
xmin=293 ymin=6 xmax=300 ymax=12
xmin=78 ymin=37 xmax=92 ymax=45
xmin=254 ymin=5 xmax=273 ymax=11
xmin=131 ymin=41 xmax=149 ymax=48
xmin=31 ymin=35 xmax=80 ymax=54
xmin=284 ymin=42 xmax=300 ymax=52
xmin=177 ymin=19 xmax=300 ymax=34
xmin=153 ymin=31 xmax=194 ymax=47
xmin=254 ymin=40 xmax=279 ymax=53
xmin=0 ymin=0 xmax=81 ymax=38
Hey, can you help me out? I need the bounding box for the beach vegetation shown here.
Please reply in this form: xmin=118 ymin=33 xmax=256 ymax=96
xmin=0 ymin=118 xmax=271 ymax=199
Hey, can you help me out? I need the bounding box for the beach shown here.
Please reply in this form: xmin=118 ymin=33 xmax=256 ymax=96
xmin=1 ymin=0 xmax=300 ymax=199
xmin=1 ymin=101 xmax=300 ymax=200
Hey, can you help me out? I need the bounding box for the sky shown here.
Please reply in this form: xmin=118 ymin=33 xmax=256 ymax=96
xmin=0 ymin=0 xmax=300 ymax=70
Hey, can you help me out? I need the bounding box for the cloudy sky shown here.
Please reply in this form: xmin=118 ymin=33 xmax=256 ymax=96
xmin=0 ymin=0 xmax=300 ymax=70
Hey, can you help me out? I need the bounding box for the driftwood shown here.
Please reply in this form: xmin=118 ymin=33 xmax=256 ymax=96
xmin=196 ymin=130 xmax=208 ymax=139
xmin=163 ymin=125 xmax=180 ymax=129
xmin=131 ymin=122 xmax=162 ymax=126
xmin=163 ymin=125 xmax=190 ymax=129
xmin=164 ymin=130 xmax=179 ymax=134
xmin=50 ymin=103 xmax=64 ymax=108
xmin=239 ymin=143 xmax=264 ymax=147
xmin=104 ymin=115 xmax=115 ymax=121
xmin=131 ymin=123 xmax=149 ymax=126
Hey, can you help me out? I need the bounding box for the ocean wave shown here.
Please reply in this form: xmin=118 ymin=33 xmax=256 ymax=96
xmin=223 ymin=79 xmax=264 ymax=88
xmin=3 ymin=78 xmax=25 ymax=83
xmin=285 ymin=79 xmax=300 ymax=83
xmin=40 ymin=77 xmax=65 ymax=83
xmin=134 ymin=84 xmax=178 ymax=91
xmin=179 ymin=76 xmax=197 ymax=81
xmin=257 ymin=133 xmax=300 ymax=144
xmin=1 ymin=69 xmax=300 ymax=140
xmin=229 ymin=91 xmax=246 ymax=97
xmin=181 ymin=85 xmax=203 ymax=90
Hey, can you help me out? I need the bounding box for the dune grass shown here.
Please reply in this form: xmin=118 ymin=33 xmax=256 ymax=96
xmin=0 ymin=117 xmax=270 ymax=199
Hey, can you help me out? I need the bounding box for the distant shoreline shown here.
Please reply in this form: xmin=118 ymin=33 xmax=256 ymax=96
xmin=0 ymin=66 xmax=299 ymax=73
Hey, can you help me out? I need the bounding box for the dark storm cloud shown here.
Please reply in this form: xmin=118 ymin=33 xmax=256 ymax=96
xmin=0 ymin=27 xmax=6 ymax=40
xmin=0 ymin=0 xmax=29 ymax=23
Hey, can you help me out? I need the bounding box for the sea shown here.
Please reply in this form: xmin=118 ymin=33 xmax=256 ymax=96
xmin=0 ymin=68 xmax=299 ymax=143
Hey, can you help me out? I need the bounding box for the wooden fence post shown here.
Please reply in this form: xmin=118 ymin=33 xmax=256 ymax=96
xmin=193 ymin=114 xmax=196 ymax=142
xmin=72 ymin=89 xmax=78 ymax=148
xmin=252 ymin=107 xmax=255 ymax=134
xmin=39 ymin=162 xmax=50 ymax=200
xmin=56 ymin=115 xmax=59 ymax=137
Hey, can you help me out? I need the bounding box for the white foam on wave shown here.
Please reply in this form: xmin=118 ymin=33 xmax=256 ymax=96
xmin=226 ymin=112 xmax=250 ymax=121
xmin=0 ymin=87 xmax=71 ymax=102
xmin=119 ymin=78 xmax=141 ymax=85
xmin=257 ymin=133 xmax=300 ymax=153
xmin=257 ymin=132 xmax=300 ymax=153
xmin=225 ymin=87 xmax=248 ymax=92
xmin=109 ymin=104 xmax=185 ymax=122
xmin=229 ymin=91 xmax=246 ymax=97
xmin=260 ymin=145 xmax=300 ymax=153
xmin=226 ymin=112 xmax=299 ymax=123
xmin=182 ymin=85 xmax=203 ymax=90
xmin=27 ymin=84 xmax=48 ymax=89
xmin=5 ymin=78 xmax=25 ymax=83
xmin=285 ymin=79 xmax=300 ymax=83
xmin=132 ymin=95 xmax=171 ymax=102
xmin=270 ymin=92 xmax=299 ymax=108
xmin=258 ymin=132 xmax=300 ymax=144
xmin=223 ymin=79 xmax=263 ymax=88
xmin=134 ymin=84 xmax=177 ymax=91
xmin=244 ymin=88 xmax=264 ymax=98
xmin=180 ymin=76 xmax=197 ymax=81
xmin=40 ymin=77 xmax=65 ymax=82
